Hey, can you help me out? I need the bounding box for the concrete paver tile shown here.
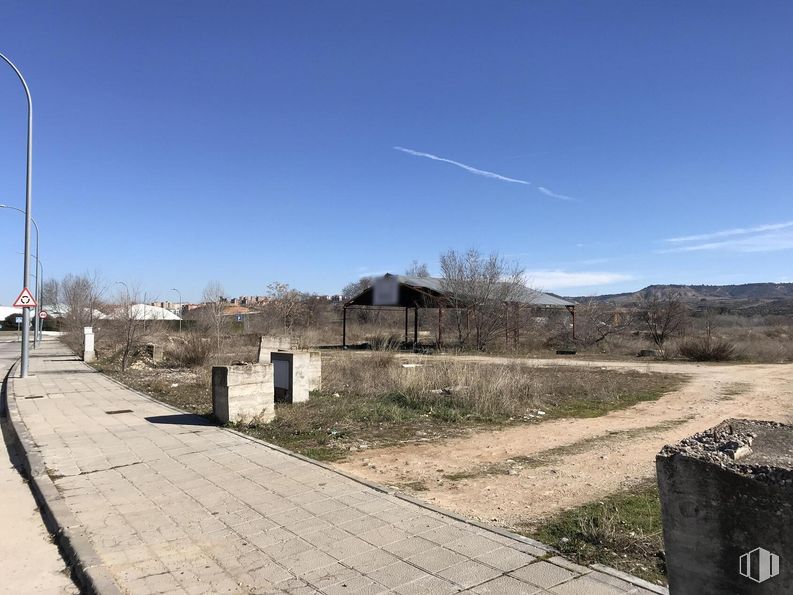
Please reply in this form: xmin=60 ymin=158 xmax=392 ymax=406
xmin=393 ymin=574 xmax=462 ymax=594
xmin=445 ymin=534 xmax=502 ymax=558
xmin=382 ymin=536 xmax=437 ymax=558
xmin=368 ymin=560 xmax=429 ymax=589
xmin=358 ymin=525 xmax=411 ymax=547
xmin=322 ymin=575 xmax=388 ymax=595
xmin=510 ymin=561 xmax=579 ymax=589
xmin=437 ymin=560 xmax=503 ymax=589
xmin=405 ymin=547 xmax=467 ymax=574
xmin=473 ymin=575 xmax=545 ymax=594
xmin=323 ymin=535 xmax=377 ymax=561
xmin=473 ymin=546 xmax=537 ymax=572
xmin=550 ymin=575 xmax=632 ymax=595
xmin=302 ymin=562 xmax=361 ymax=590
xmin=342 ymin=548 xmax=401 ymax=573
xmin=546 ymin=555 xmax=592 ymax=575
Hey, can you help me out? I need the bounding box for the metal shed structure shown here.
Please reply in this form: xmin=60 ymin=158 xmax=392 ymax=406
xmin=342 ymin=274 xmax=576 ymax=348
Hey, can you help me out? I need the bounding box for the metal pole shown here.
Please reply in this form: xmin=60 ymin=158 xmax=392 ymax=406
xmin=170 ymin=288 xmax=182 ymax=333
xmin=37 ymin=258 xmax=43 ymax=342
xmin=0 ymin=53 xmax=33 ymax=377
xmin=342 ymin=306 xmax=347 ymax=348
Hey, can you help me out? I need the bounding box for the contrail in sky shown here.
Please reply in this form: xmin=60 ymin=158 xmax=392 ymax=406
xmin=537 ymin=186 xmax=575 ymax=201
xmin=394 ymin=146 xmax=531 ymax=186
xmin=394 ymin=146 xmax=576 ymax=201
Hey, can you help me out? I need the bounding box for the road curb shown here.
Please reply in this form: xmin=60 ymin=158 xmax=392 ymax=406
xmin=4 ymin=361 xmax=123 ymax=595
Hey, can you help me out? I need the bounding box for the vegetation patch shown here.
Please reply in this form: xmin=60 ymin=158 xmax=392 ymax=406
xmin=721 ymin=382 xmax=751 ymax=398
xmin=92 ymin=351 xmax=682 ymax=462
xmin=521 ymin=480 xmax=666 ymax=586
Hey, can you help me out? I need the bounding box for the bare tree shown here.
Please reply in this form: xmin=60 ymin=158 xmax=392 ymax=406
xmin=405 ymin=261 xmax=430 ymax=278
xmin=60 ymin=272 xmax=106 ymax=332
xmin=342 ymin=277 xmax=372 ymax=302
xmin=41 ymin=278 xmax=60 ymax=307
xmin=573 ymin=300 xmax=634 ymax=347
xmin=267 ymin=282 xmax=309 ymax=333
xmin=111 ymin=284 xmax=145 ymax=372
xmin=439 ymin=248 xmax=529 ymax=350
xmin=201 ymin=281 xmax=227 ymax=351
xmin=640 ymin=291 xmax=688 ymax=354
xmin=341 ymin=277 xmax=378 ymax=324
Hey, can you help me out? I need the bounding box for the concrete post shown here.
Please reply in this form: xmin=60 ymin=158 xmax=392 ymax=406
xmin=146 ymin=343 xmax=163 ymax=362
xmin=656 ymin=419 xmax=793 ymax=594
xmin=308 ymin=351 xmax=321 ymax=392
xmin=82 ymin=327 xmax=95 ymax=362
xmin=271 ymin=351 xmax=311 ymax=404
xmin=212 ymin=363 xmax=274 ymax=424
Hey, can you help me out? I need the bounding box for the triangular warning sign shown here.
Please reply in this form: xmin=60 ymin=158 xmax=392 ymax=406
xmin=13 ymin=287 xmax=37 ymax=308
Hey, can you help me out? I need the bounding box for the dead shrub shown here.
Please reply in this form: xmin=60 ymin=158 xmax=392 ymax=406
xmin=168 ymin=333 xmax=213 ymax=367
xmin=678 ymin=336 xmax=735 ymax=362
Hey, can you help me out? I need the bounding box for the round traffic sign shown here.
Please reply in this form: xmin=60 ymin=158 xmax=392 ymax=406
xmin=39 ymin=310 xmax=48 ymax=319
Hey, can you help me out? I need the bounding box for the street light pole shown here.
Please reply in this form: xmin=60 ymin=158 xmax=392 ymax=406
xmin=1 ymin=52 xmax=34 ymax=377
xmin=2 ymin=204 xmax=41 ymax=348
xmin=170 ymin=288 xmax=182 ymax=333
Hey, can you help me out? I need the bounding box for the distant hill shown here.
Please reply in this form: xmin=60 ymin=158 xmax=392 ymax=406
xmin=565 ymin=283 xmax=793 ymax=316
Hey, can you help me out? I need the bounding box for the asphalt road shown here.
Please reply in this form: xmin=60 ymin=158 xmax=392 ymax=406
xmin=0 ymin=339 xmax=78 ymax=594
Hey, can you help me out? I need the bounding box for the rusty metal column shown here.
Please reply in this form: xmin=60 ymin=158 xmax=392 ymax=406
xmin=438 ymin=307 xmax=443 ymax=347
xmin=413 ymin=306 xmax=418 ymax=348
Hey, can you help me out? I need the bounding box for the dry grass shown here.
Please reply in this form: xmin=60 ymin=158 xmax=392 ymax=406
xmin=322 ymin=352 xmax=681 ymax=420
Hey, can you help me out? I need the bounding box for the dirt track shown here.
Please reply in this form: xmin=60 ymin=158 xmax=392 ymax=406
xmin=334 ymin=355 xmax=793 ymax=528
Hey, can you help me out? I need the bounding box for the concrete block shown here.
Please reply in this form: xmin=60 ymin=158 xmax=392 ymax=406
xmin=656 ymin=419 xmax=793 ymax=594
xmin=146 ymin=344 xmax=163 ymax=362
xmin=257 ymin=336 xmax=298 ymax=362
xmin=271 ymin=351 xmax=310 ymax=404
xmin=212 ymin=363 xmax=274 ymax=425
xmin=83 ymin=328 xmax=95 ymax=363
xmin=308 ymin=351 xmax=321 ymax=392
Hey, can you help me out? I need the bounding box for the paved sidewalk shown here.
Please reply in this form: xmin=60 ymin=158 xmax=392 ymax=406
xmin=8 ymin=341 xmax=664 ymax=594
xmin=1 ymin=341 xmax=79 ymax=594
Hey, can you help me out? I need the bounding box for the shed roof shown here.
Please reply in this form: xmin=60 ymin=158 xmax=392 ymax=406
xmin=346 ymin=274 xmax=575 ymax=308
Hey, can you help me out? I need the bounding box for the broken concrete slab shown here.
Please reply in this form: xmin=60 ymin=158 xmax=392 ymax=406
xmin=657 ymin=419 xmax=793 ymax=594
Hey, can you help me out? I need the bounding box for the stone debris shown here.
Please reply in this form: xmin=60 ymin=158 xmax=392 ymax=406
xmin=659 ymin=418 xmax=793 ymax=484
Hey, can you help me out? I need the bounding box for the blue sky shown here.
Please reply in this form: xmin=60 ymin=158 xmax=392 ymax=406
xmin=1 ymin=1 xmax=791 ymax=304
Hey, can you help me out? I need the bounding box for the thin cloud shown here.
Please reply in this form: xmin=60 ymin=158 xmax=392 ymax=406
xmin=537 ymin=186 xmax=575 ymax=201
xmin=659 ymin=220 xmax=793 ymax=254
xmin=394 ymin=146 xmax=531 ymax=186
xmin=527 ymin=270 xmax=633 ymax=290
xmin=665 ymin=221 xmax=793 ymax=243
xmin=658 ymin=231 xmax=793 ymax=254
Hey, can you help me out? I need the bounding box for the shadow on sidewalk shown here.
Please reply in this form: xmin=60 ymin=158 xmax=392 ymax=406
xmin=144 ymin=414 xmax=214 ymax=426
